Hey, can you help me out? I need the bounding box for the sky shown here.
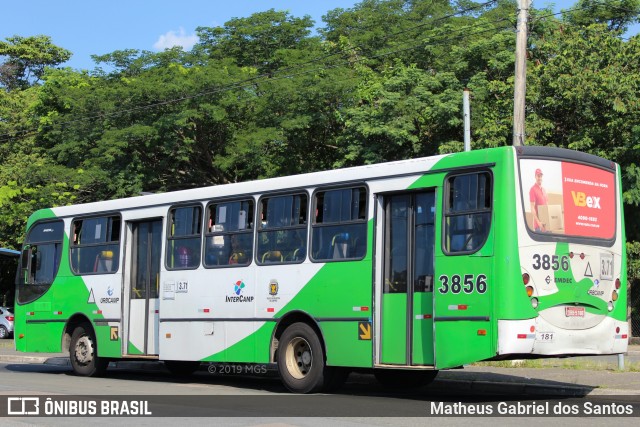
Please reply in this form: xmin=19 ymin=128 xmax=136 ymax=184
xmin=0 ymin=1 xmax=636 ymax=71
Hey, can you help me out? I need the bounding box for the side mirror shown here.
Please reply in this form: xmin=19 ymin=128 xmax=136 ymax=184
xmin=21 ymin=245 xmax=30 ymax=268
xmin=20 ymin=245 xmax=30 ymax=283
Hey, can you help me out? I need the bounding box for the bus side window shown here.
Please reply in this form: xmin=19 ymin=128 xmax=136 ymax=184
xmin=444 ymin=172 xmax=492 ymax=254
xmin=204 ymin=200 xmax=254 ymax=268
xmin=257 ymin=194 xmax=307 ymax=264
xmin=311 ymin=186 xmax=367 ymax=262
xmin=166 ymin=205 xmax=202 ymax=270
xmin=70 ymin=216 xmax=121 ymax=274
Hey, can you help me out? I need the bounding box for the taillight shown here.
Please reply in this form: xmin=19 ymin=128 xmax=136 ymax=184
xmin=526 ymin=286 xmax=534 ymax=297
xmin=522 ymin=273 xmax=530 ymax=285
xmin=5 ymin=316 xmax=13 ymax=322
xmin=615 ymin=278 xmax=621 ymax=289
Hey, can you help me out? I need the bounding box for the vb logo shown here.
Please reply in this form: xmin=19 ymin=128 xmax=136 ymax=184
xmin=571 ymin=191 xmax=601 ymax=209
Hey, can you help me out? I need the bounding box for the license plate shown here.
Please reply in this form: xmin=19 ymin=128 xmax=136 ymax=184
xmin=565 ymin=306 xmax=585 ymax=317
xmin=536 ymin=332 xmax=555 ymax=342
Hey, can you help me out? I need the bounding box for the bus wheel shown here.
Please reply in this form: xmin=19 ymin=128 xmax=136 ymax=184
xmin=164 ymin=360 xmax=200 ymax=376
xmin=277 ymin=322 xmax=329 ymax=393
xmin=374 ymin=369 xmax=438 ymax=389
xmin=69 ymin=323 xmax=108 ymax=377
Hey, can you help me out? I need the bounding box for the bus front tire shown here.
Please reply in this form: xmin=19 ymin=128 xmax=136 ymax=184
xmin=69 ymin=323 xmax=108 ymax=377
xmin=277 ymin=322 xmax=333 ymax=393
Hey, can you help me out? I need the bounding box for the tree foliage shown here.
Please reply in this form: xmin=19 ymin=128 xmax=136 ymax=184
xmin=0 ymin=35 xmax=71 ymax=90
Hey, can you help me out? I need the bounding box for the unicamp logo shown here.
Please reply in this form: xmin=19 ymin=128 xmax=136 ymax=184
xmin=226 ymin=280 xmax=254 ymax=303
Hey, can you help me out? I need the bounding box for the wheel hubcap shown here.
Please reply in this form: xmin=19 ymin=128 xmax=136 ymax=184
xmin=285 ymin=337 xmax=313 ymax=380
xmin=75 ymin=335 xmax=94 ymax=365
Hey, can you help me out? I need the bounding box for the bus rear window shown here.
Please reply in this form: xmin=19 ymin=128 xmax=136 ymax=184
xmin=520 ymin=159 xmax=616 ymax=240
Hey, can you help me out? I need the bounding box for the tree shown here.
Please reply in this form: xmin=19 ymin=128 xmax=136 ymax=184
xmin=563 ymin=0 xmax=640 ymax=33
xmin=193 ymin=9 xmax=316 ymax=74
xmin=0 ymin=35 xmax=71 ymax=90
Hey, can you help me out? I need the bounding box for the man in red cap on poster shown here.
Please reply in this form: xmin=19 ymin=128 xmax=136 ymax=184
xmin=529 ymin=168 xmax=548 ymax=232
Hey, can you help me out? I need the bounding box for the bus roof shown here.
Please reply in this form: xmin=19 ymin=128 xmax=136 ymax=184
xmin=37 ymin=150 xmax=459 ymax=220
xmin=30 ymin=145 xmax=618 ymax=222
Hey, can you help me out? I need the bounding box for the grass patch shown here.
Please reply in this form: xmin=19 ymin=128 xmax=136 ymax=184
xmin=473 ymin=357 xmax=640 ymax=372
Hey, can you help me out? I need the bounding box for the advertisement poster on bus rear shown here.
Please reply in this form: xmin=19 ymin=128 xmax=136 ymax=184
xmin=520 ymin=159 xmax=615 ymax=239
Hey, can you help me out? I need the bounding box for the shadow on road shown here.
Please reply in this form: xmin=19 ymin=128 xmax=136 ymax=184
xmin=5 ymin=360 xmax=597 ymax=401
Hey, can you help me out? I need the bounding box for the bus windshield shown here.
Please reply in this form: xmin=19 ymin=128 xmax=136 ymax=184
xmin=520 ymin=158 xmax=616 ymax=240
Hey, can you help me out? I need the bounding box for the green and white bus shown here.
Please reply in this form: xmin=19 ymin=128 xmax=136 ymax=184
xmin=14 ymin=146 xmax=628 ymax=393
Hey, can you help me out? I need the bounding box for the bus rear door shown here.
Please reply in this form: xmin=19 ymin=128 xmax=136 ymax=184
xmin=123 ymin=219 xmax=162 ymax=356
xmin=376 ymin=190 xmax=436 ymax=366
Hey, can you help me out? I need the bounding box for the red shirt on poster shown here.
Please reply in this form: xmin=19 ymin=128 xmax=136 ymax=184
xmin=529 ymin=183 xmax=547 ymax=229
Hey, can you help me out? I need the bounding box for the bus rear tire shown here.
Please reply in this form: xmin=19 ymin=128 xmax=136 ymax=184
xmin=374 ymin=369 xmax=438 ymax=389
xmin=69 ymin=323 xmax=108 ymax=377
xmin=277 ymin=322 xmax=332 ymax=393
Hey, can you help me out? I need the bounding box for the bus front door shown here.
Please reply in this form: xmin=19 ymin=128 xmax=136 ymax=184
xmin=377 ymin=191 xmax=436 ymax=366
xmin=124 ymin=219 xmax=162 ymax=356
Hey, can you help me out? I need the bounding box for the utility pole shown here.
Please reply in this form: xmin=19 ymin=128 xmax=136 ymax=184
xmin=463 ymin=88 xmax=471 ymax=151
xmin=512 ymin=0 xmax=531 ymax=146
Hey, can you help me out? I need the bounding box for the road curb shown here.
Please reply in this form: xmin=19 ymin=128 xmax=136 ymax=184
xmin=41 ymin=357 xmax=166 ymax=371
xmin=0 ymin=355 xmax=51 ymax=364
xmin=431 ymin=378 xmax=592 ymax=397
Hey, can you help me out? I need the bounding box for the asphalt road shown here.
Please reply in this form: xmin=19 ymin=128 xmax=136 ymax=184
xmin=2 ymin=338 xmax=640 ymax=425
xmin=1 ymin=360 xmax=640 ymax=426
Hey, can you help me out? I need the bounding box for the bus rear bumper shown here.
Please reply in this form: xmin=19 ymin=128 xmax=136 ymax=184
xmin=497 ymin=317 xmax=629 ymax=356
